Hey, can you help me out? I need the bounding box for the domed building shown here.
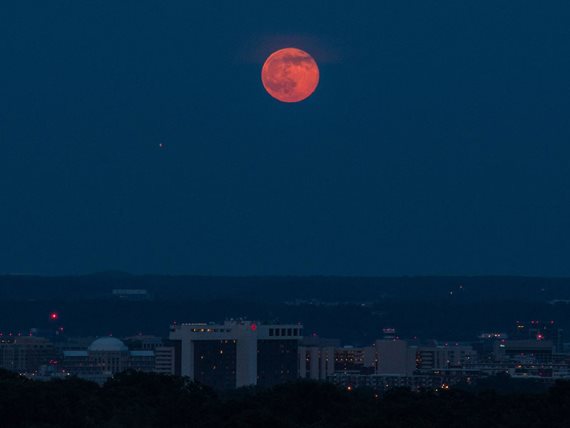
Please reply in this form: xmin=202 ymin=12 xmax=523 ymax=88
xmin=62 ymin=336 xmax=166 ymax=383
xmin=88 ymin=337 xmax=129 ymax=373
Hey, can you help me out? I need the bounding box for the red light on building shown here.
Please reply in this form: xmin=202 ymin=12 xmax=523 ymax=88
xmin=250 ymin=323 xmax=257 ymax=332
xmin=49 ymin=312 xmax=58 ymax=320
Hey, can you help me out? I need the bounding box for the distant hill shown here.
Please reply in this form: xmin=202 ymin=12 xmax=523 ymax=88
xmin=0 ymin=274 xmax=569 ymax=302
xmin=1 ymin=275 xmax=569 ymax=342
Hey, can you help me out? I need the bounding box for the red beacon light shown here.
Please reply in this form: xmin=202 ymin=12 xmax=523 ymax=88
xmin=250 ymin=323 xmax=257 ymax=332
xmin=49 ymin=312 xmax=58 ymax=321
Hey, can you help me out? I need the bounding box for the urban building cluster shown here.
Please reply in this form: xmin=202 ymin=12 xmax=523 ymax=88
xmin=0 ymin=319 xmax=566 ymax=391
xmin=303 ymin=321 xmax=565 ymax=391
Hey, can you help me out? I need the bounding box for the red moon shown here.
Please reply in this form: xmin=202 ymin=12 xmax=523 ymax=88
xmin=261 ymin=48 xmax=319 ymax=103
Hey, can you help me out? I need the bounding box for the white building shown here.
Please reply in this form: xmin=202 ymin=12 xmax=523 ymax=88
xmin=169 ymin=320 xmax=303 ymax=389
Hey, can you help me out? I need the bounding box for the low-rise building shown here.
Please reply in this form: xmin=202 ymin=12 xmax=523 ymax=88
xmin=0 ymin=336 xmax=56 ymax=373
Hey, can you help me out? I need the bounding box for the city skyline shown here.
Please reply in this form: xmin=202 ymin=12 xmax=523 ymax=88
xmin=2 ymin=2 xmax=570 ymax=426
xmin=2 ymin=315 xmax=566 ymax=391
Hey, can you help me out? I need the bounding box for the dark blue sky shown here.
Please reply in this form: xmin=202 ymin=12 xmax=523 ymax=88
xmin=1 ymin=1 xmax=569 ymax=276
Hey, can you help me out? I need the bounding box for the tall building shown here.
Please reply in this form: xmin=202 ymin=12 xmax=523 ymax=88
xmin=257 ymin=327 xmax=301 ymax=387
xmin=169 ymin=320 xmax=303 ymax=389
xmin=375 ymin=340 xmax=416 ymax=376
xmin=299 ymin=336 xmax=339 ymax=380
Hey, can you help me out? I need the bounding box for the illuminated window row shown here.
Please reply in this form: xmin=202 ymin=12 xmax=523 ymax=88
xmin=268 ymin=328 xmax=301 ymax=337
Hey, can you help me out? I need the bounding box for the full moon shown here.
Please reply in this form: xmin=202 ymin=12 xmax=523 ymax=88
xmin=261 ymin=48 xmax=319 ymax=103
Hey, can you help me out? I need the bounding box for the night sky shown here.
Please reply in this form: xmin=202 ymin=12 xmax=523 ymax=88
xmin=1 ymin=1 xmax=569 ymax=276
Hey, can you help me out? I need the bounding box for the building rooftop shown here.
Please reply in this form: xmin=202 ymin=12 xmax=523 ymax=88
xmin=88 ymin=337 xmax=128 ymax=352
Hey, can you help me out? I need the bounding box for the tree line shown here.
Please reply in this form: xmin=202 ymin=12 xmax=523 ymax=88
xmin=1 ymin=369 xmax=569 ymax=427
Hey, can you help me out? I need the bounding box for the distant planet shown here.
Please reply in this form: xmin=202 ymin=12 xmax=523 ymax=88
xmin=261 ymin=48 xmax=319 ymax=103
